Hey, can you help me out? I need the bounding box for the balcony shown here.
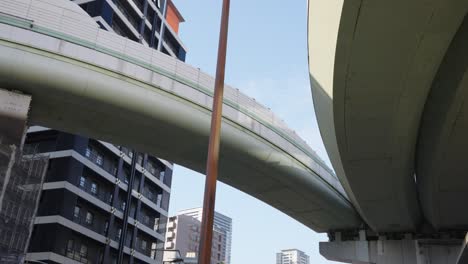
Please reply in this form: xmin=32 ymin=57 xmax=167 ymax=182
xmin=23 ymin=141 xmax=56 ymax=155
xmin=84 ymin=147 xmax=117 ymax=176
xmin=141 ymin=188 xmax=162 ymax=207
xmin=165 ymin=241 xmax=174 ymax=249
xmin=72 ymin=214 xmax=106 ymax=236
xmin=66 ymin=249 xmax=89 ymax=264
xmin=167 ymin=221 xmax=176 ymax=229
xmin=166 ymin=231 xmax=175 ymax=239
xmin=132 ymin=0 xmax=145 ymax=13
xmin=113 ymin=0 xmax=141 ymax=34
xmin=78 ymin=181 xmax=113 ymax=206
xmin=135 ymin=238 xmax=153 ymax=257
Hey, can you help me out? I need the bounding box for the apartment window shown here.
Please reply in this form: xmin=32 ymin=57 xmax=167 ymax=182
xmin=104 ymin=221 xmax=109 ymax=235
xmin=108 ymin=193 xmax=113 ymax=204
xmin=85 ymin=147 xmax=91 ymax=158
xmin=218 ymin=253 xmax=221 ymax=260
xmin=96 ymin=154 xmax=103 ymax=166
xmin=159 ymin=170 xmax=165 ymax=181
xmin=90 ymin=182 xmax=98 ymax=195
xmin=80 ymin=244 xmax=88 ymax=258
xmin=66 ymin=239 xmax=74 ymax=254
xmin=141 ymin=239 xmax=147 ymax=251
xmin=116 ymin=228 xmax=122 ymax=240
xmin=219 ymin=235 xmax=222 ymax=242
xmin=79 ymin=176 xmax=86 ymax=188
xmin=218 ymin=244 xmax=221 ymax=251
xmin=74 ymin=206 xmax=80 ymax=219
xmin=85 ymin=212 xmax=94 ymax=225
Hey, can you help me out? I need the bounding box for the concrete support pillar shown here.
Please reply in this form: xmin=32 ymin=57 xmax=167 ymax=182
xmin=320 ymin=237 xmax=462 ymax=264
xmin=0 ymin=89 xmax=31 ymax=147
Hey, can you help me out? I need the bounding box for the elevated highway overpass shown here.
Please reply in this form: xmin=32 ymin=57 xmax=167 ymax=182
xmin=309 ymin=0 xmax=468 ymax=262
xmin=0 ymin=0 xmax=361 ymax=234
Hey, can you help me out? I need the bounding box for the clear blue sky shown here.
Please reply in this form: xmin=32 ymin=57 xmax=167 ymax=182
xmin=169 ymin=0 xmax=338 ymax=263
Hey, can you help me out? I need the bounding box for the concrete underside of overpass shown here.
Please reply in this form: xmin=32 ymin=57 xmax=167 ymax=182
xmin=309 ymin=0 xmax=468 ymax=233
xmin=309 ymin=0 xmax=468 ymax=262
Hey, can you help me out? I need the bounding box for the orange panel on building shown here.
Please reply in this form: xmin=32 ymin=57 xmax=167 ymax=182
xmin=166 ymin=0 xmax=184 ymax=34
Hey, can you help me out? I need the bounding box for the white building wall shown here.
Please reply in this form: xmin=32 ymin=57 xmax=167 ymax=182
xmin=164 ymin=214 xmax=225 ymax=264
xmin=178 ymin=208 xmax=232 ymax=264
xmin=276 ymin=249 xmax=310 ymax=264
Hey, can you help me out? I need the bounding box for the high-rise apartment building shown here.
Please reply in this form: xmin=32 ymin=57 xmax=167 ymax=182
xmin=22 ymin=0 xmax=187 ymax=263
xmin=175 ymin=208 xmax=232 ymax=264
xmin=164 ymin=214 xmax=225 ymax=264
xmin=25 ymin=128 xmax=173 ymax=264
xmin=276 ymin=249 xmax=310 ymax=264
xmin=72 ymin=0 xmax=187 ymax=61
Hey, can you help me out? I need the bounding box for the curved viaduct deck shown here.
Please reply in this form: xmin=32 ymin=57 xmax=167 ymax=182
xmin=0 ymin=0 xmax=361 ymax=232
xmin=308 ymin=0 xmax=468 ymax=232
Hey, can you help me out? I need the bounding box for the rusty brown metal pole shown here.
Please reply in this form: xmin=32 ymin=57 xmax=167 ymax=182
xmin=198 ymin=0 xmax=230 ymax=264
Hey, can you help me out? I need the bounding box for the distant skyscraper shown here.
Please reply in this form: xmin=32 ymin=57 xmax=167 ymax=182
xmin=276 ymin=249 xmax=310 ymax=264
xmin=178 ymin=208 xmax=232 ymax=264
xmin=164 ymin=214 xmax=225 ymax=264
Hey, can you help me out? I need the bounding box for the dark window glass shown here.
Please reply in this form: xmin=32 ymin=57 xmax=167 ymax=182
xmin=85 ymin=147 xmax=91 ymax=157
xmin=80 ymin=244 xmax=88 ymax=258
xmin=79 ymin=176 xmax=86 ymax=188
xmin=91 ymin=182 xmax=98 ymax=195
xmin=85 ymin=212 xmax=93 ymax=225
xmin=74 ymin=206 xmax=80 ymax=219
xmin=116 ymin=228 xmax=122 ymax=240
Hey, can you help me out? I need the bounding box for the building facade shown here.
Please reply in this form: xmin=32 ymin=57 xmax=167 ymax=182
xmin=164 ymin=214 xmax=225 ymax=264
xmin=72 ymin=0 xmax=187 ymax=61
xmin=276 ymin=249 xmax=310 ymax=264
xmin=25 ymin=128 xmax=174 ymax=264
xmin=172 ymin=208 xmax=232 ymax=264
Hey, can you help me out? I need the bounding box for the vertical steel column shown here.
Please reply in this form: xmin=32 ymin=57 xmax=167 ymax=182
xmin=150 ymin=6 xmax=159 ymax=48
xmin=198 ymin=0 xmax=230 ymax=264
xmin=117 ymin=151 xmax=138 ymax=264
xmin=129 ymin=154 xmax=147 ymax=264
xmin=157 ymin=0 xmax=168 ymax=51
xmin=138 ymin=0 xmax=149 ymax=43
xmin=103 ymin=155 xmax=124 ymax=263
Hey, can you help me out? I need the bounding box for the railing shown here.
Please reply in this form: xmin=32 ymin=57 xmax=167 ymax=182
xmin=134 ymin=239 xmax=153 ymax=257
xmin=111 ymin=21 xmax=127 ymax=37
xmin=66 ymin=249 xmax=89 ymax=264
xmin=84 ymin=148 xmax=118 ymax=176
xmin=138 ymin=214 xmax=156 ymax=230
xmin=23 ymin=142 xmax=56 ymax=155
xmin=132 ymin=0 xmax=145 ymax=13
xmin=113 ymin=0 xmax=141 ymax=31
xmin=72 ymin=214 xmax=105 ymax=236
xmin=141 ymin=188 xmax=162 ymax=206
xmin=78 ymin=183 xmax=113 ymax=205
